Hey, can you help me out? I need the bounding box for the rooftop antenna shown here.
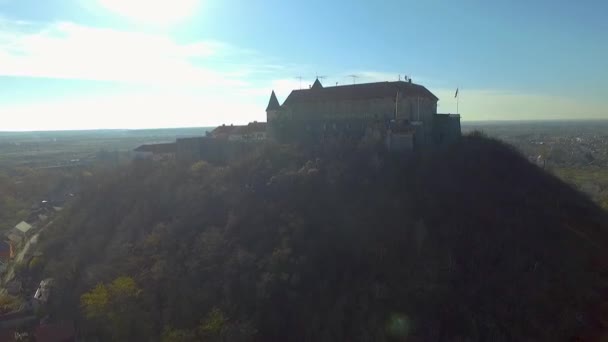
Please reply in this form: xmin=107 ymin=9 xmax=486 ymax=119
xmin=295 ymin=76 xmax=303 ymax=89
xmin=347 ymin=74 xmax=360 ymax=84
xmin=316 ymin=75 xmax=327 ymax=81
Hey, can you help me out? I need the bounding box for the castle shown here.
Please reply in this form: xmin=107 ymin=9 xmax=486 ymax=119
xmin=266 ymin=78 xmax=461 ymax=150
xmin=134 ymin=78 xmax=461 ymax=162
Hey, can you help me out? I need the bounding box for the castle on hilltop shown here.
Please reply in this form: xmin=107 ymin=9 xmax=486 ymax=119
xmin=266 ymin=78 xmax=461 ymax=150
xmin=134 ymin=78 xmax=461 ymax=162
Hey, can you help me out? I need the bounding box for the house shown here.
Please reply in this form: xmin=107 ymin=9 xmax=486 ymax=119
xmin=133 ymin=142 xmax=176 ymax=160
xmin=238 ymin=122 xmax=267 ymax=140
xmin=0 ymin=241 xmax=14 ymax=262
xmin=209 ymin=122 xmax=267 ymax=141
xmin=266 ymin=78 xmax=461 ymax=149
xmin=6 ymin=232 xmax=22 ymax=245
xmin=33 ymin=278 xmax=54 ymax=303
xmin=209 ymin=124 xmax=239 ymax=140
xmin=14 ymin=221 xmax=32 ymax=236
xmin=27 ymin=204 xmax=53 ymax=223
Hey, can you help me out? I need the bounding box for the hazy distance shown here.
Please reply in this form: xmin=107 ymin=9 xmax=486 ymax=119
xmin=0 ymin=0 xmax=607 ymax=131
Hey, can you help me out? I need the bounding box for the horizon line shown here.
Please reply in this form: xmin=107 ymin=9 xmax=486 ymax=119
xmin=1 ymin=118 xmax=608 ymax=133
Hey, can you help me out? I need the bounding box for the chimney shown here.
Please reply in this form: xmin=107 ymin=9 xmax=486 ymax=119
xmin=408 ymin=78 xmax=412 ymax=84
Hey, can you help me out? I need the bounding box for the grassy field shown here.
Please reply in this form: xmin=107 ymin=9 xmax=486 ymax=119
xmin=0 ymin=127 xmax=212 ymax=169
xmin=1 ymin=123 xmax=607 ymax=211
xmin=463 ymin=120 xmax=608 ymax=210
xmin=0 ymin=127 xmax=214 ymax=233
xmin=554 ymin=167 xmax=608 ymax=209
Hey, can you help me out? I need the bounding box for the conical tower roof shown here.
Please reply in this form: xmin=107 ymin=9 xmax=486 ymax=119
xmin=266 ymin=90 xmax=280 ymax=111
xmin=311 ymin=78 xmax=323 ymax=89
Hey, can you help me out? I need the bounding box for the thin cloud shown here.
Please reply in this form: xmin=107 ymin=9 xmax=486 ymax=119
xmin=1 ymin=20 xmax=604 ymax=130
xmin=0 ymin=18 xmax=280 ymax=129
xmin=0 ymin=19 xmax=254 ymax=87
xmin=0 ymin=89 xmax=264 ymax=131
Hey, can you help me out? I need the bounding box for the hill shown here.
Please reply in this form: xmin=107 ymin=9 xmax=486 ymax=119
xmin=31 ymin=134 xmax=608 ymax=341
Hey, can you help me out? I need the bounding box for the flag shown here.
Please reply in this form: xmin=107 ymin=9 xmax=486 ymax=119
xmin=454 ymin=88 xmax=459 ymax=98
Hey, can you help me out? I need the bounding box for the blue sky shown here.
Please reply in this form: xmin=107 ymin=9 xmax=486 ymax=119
xmin=0 ymin=0 xmax=607 ymax=130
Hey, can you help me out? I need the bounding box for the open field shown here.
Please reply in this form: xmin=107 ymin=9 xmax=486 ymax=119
xmin=463 ymin=120 xmax=608 ymax=209
xmin=1 ymin=121 xmax=607 ymax=211
xmin=0 ymin=127 xmax=211 ymax=169
xmin=462 ymin=120 xmax=608 ymax=167
xmin=0 ymin=127 xmax=211 ymax=230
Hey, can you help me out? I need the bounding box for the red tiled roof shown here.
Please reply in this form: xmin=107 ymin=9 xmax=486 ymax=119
xmin=134 ymin=143 xmax=176 ymax=154
xmin=238 ymin=122 xmax=266 ymax=134
xmin=211 ymin=122 xmax=266 ymax=137
xmin=211 ymin=125 xmax=239 ymax=135
xmin=283 ymin=81 xmax=438 ymax=107
xmin=0 ymin=241 xmax=10 ymax=260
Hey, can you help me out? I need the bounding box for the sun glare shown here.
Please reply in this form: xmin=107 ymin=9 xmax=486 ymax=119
xmin=98 ymin=0 xmax=200 ymax=25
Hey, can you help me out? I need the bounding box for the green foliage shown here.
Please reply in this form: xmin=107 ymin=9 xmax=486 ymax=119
xmin=81 ymin=283 xmax=110 ymax=320
xmin=0 ymin=294 xmax=21 ymax=315
xmin=602 ymin=198 xmax=608 ymax=211
xmin=38 ymin=137 xmax=608 ymax=341
xmin=80 ymin=277 xmax=141 ymax=318
xmin=80 ymin=276 xmax=149 ymax=340
xmin=0 ymin=166 xmax=80 ymax=231
xmin=162 ymin=328 xmax=197 ymax=342
xmin=555 ymin=167 xmax=608 ymax=187
xmin=189 ymin=160 xmax=210 ymax=175
xmin=13 ymin=262 xmax=27 ymax=279
xmin=28 ymin=256 xmax=45 ymax=275
xmin=108 ymin=276 xmax=141 ymax=299
xmin=385 ymin=313 xmax=412 ymax=339
xmin=554 ymin=167 xmax=608 ymax=210
xmin=199 ymin=308 xmax=227 ymax=337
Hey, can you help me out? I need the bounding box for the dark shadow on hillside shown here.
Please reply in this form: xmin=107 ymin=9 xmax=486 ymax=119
xmin=31 ymin=134 xmax=608 ymax=341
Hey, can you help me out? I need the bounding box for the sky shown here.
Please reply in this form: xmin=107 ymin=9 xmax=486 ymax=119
xmin=0 ymin=0 xmax=607 ymax=130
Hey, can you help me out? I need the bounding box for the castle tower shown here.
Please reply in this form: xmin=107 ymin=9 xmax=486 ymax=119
xmin=266 ymin=90 xmax=280 ymax=122
xmin=266 ymin=90 xmax=281 ymax=140
xmin=311 ymin=78 xmax=323 ymax=89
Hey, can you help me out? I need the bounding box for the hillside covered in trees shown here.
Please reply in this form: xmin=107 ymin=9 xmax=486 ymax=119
xmin=32 ymin=134 xmax=608 ymax=341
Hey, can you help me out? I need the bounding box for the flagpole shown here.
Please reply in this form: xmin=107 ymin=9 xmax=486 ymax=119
xmin=456 ymin=86 xmax=459 ymax=115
